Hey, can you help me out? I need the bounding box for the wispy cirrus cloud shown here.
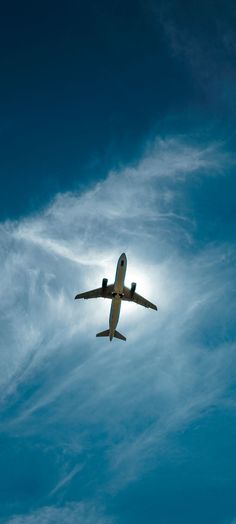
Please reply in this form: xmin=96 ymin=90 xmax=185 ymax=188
xmin=49 ymin=464 xmax=83 ymax=497
xmin=0 ymin=136 xmax=235 ymax=512
xmin=0 ymin=137 xmax=230 ymax=393
xmin=3 ymin=502 xmax=113 ymax=524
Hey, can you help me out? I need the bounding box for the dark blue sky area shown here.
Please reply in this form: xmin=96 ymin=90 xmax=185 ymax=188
xmin=1 ymin=0 xmax=236 ymax=218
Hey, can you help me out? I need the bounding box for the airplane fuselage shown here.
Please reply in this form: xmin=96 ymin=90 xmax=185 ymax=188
xmin=109 ymin=253 xmax=127 ymax=340
xmin=75 ymin=251 xmax=157 ymax=341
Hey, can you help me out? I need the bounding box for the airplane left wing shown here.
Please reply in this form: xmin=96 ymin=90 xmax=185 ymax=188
xmin=123 ymin=286 xmax=157 ymax=311
xmin=75 ymin=285 xmax=113 ymax=300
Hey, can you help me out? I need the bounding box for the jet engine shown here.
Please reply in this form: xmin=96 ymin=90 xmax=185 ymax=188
xmin=102 ymin=278 xmax=108 ymax=289
xmin=130 ymin=282 xmax=136 ymax=296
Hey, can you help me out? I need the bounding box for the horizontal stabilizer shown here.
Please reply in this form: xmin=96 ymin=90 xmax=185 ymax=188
xmin=96 ymin=329 xmax=110 ymax=337
xmin=96 ymin=329 xmax=126 ymax=341
xmin=114 ymin=330 xmax=126 ymax=341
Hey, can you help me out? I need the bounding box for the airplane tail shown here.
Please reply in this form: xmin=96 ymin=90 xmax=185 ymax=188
xmin=96 ymin=329 xmax=126 ymax=341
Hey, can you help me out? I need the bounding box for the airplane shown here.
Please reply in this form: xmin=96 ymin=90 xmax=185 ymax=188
xmin=75 ymin=253 xmax=157 ymax=341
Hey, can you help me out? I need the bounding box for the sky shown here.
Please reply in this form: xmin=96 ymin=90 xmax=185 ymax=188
xmin=0 ymin=1 xmax=236 ymax=523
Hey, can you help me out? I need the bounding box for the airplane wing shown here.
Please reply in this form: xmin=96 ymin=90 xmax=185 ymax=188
xmin=75 ymin=284 xmax=113 ymax=300
xmin=123 ymin=286 xmax=157 ymax=310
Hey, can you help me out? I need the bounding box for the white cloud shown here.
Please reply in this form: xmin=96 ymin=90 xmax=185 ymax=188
xmin=0 ymin=136 xmax=235 ymax=492
xmin=4 ymin=502 xmax=112 ymax=524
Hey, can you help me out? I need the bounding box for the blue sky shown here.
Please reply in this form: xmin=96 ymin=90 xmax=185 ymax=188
xmin=0 ymin=1 xmax=236 ymax=523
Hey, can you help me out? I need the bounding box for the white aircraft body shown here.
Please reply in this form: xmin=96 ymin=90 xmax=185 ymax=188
xmin=75 ymin=253 xmax=157 ymax=341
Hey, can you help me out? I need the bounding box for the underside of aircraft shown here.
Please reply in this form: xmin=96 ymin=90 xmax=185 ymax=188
xmin=75 ymin=253 xmax=157 ymax=341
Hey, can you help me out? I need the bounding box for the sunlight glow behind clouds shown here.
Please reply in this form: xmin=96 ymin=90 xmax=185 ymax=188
xmin=0 ymin=137 xmax=234 ymax=395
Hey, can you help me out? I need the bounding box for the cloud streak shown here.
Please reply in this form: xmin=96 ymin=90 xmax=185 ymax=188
xmin=3 ymin=502 xmax=112 ymax=524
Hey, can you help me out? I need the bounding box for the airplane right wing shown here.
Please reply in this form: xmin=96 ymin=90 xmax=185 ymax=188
xmin=75 ymin=284 xmax=113 ymax=300
xmin=123 ymin=286 xmax=157 ymax=310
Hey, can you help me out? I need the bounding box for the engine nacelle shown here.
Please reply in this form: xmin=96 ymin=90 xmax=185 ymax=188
xmin=130 ymin=282 xmax=136 ymax=296
xmin=102 ymin=278 xmax=108 ymax=289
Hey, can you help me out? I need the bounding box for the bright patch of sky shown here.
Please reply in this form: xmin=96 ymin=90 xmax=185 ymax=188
xmin=0 ymin=1 xmax=236 ymax=523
